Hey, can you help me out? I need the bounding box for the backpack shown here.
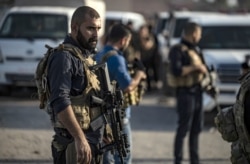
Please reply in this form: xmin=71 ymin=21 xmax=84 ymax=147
xmin=214 ymin=106 xmax=238 ymax=142
xmin=35 ymin=44 xmax=55 ymax=109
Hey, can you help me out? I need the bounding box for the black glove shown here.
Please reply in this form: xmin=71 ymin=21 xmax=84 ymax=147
xmin=133 ymin=58 xmax=145 ymax=71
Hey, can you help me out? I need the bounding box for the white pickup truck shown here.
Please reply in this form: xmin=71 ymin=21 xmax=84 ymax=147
xmin=0 ymin=4 xmax=106 ymax=94
xmin=0 ymin=6 xmax=75 ymax=90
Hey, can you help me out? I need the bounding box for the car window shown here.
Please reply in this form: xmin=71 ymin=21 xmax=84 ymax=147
xmin=155 ymin=17 xmax=168 ymax=34
xmin=105 ymin=19 xmax=122 ymax=33
xmin=173 ymin=18 xmax=189 ymax=38
xmin=199 ymin=26 xmax=250 ymax=49
xmin=0 ymin=13 xmax=68 ymax=39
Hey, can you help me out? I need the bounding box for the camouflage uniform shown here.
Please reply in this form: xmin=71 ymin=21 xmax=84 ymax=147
xmin=215 ymin=71 xmax=250 ymax=164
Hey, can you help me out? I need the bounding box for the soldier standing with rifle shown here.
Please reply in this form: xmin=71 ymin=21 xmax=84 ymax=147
xmin=95 ymin=24 xmax=146 ymax=164
xmin=167 ymin=22 xmax=215 ymax=164
xmin=35 ymin=6 xmax=109 ymax=164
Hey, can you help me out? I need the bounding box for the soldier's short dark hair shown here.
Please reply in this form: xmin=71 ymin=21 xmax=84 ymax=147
xmin=71 ymin=6 xmax=100 ymax=25
xmin=182 ymin=22 xmax=201 ymax=36
xmin=107 ymin=24 xmax=131 ymax=43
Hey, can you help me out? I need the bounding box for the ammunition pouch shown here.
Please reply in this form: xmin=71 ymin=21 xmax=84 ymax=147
xmin=167 ymin=45 xmax=204 ymax=88
xmin=124 ymin=80 xmax=146 ymax=107
xmin=53 ymin=106 xmax=103 ymax=131
xmin=72 ymin=105 xmax=91 ymax=130
xmin=167 ymin=61 xmax=205 ymax=88
xmin=123 ymin=87 xmax=143 ymax=107
xmin=214 ymin=106 xmax=238 ymax=142
xmin=124 ymin=62 xmax=146 ymax=107
xmin=167 ymin=70 xmax=202 ymax=88
xmin=53 ymin=94 xmax=103 ymax=131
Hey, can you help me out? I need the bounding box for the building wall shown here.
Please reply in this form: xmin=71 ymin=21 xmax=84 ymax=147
xmin=132 ymin=0 xmax=169 ymax=15
xmin=3 ymin=0 xmax=248 ymax=18
xmin=104 ymin=0 xmax=170 ymax=14
xmin=13 ymin=0 xmax=88 ymax=7
xmin=104 ymin=0 xmax=196 ymax=14
xmin=104 ymin=0 xmax=132 ymax=11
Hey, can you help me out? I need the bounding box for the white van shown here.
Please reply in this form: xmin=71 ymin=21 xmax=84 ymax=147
xmin=165 ymin=11 xmax=225 ymax=47
xmin=190 ymin=14 xmax=250 ymax=111
xmin=155 ymin=12 xmax=169 ymax=35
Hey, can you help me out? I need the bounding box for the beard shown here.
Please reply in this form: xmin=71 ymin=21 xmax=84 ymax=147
xmin=76 ymin=30 xmax=97 ymax=51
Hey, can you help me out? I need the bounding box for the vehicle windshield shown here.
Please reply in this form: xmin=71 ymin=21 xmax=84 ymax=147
xmin=105 ymin=19 xmax=122 ymax=33
xmin=173 ymin=18 xmax=189 ymax=38
xmin=156 ymin=17 xmax=168 ymax=34
xmin=0 ymin=13 xmax=68 ymax=39
xmin=199 ymin=26 xmax=250 ymax=49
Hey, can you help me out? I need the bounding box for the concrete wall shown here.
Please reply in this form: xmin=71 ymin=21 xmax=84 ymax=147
xmin=13 ymin=0 xmax=87 ymax=7
xmin=104 ymin=0 xmax=195 ymax=15
xmin=3 ymin=0 xmax=249 ymax=18
xmin=104 ymin=0 xmax=132 ymax=11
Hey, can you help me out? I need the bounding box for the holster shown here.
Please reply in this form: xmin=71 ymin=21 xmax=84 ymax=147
xmin=51 ymin=128 xmax=74 ymax=164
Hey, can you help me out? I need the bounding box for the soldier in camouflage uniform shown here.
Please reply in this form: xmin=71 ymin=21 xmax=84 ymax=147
xmin=215 ymin=60 xmax=250 ymax=164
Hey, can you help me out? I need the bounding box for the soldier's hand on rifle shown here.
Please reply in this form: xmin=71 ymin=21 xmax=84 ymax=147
xmin=195 ymin=64 xmax=208 ymax=74
xmin=136 ymin=70 xmax=147 ymax=80
xmin=206 ymin=85 xmax=218 ymax=98
xmin=75 ymin=136 xmax=92 ymax=164
xmin=103 ymin=124 xmax=114 ymax=144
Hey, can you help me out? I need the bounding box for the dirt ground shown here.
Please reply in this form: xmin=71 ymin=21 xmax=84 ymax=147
xmin=0 ymin=91 xmax=231 ymax=164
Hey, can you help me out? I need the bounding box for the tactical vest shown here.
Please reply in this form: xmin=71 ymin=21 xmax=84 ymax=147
xmin=214 ymin=106 xmax=238 ymax=142
xmin=215 ymin=71 xmax=250 ymax=163
xmin=35 ymin=44 xmax=101 ymax=130
xmin=234 ymin=73 xmax=250 ymax=142
xmin=126 ymin=62 xmax=146 ymax=106
xmin=232 ymin=72 xmax=250 ymax=162
xmin=167 ymin=44 xmax=204 ymax=88
xmin=100 ymin=50 xmax=144 ymax=107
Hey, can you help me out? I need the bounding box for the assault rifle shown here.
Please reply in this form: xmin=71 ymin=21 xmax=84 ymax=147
xmin=202 ymin=65 xmax=220 ymax=111
xmin=90 ymin=63 xmax=129 ymax=164
xmin=127 ymin=58 xmax=147 ymax=105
